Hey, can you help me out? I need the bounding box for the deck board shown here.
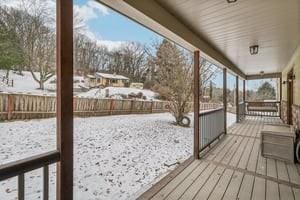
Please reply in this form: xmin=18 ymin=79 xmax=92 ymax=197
xmin=222 ymin=171 xmax=244 ymax=200
xmin=139 ymin=117 xmax=300 ymax=200
xmin=266 ymin=180 xmax=280 ymax=200
xmin=164 ymin=161 xmax=209 ymax=200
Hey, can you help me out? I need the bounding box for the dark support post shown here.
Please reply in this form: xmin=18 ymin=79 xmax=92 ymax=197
xmin=243 ymin=80 xmax=246 ymax=102
xmin=243 ymin=79 xmax=246 ymax=120
xmin=236 ymin=76 xmax=239 ymax=123
xmin=223 ymin=68 xmax=227 ymax=134
xmin=56 ymin=0 xmax=73 ymax=200
xmin=194 ymin=50 xmax=200 ymax=159
xmin=279 ymin=76 xmax=282 ymax=119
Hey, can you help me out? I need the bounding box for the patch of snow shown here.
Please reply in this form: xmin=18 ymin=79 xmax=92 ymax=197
xmin=0 ymin=70 xmax=55 ymax=95
xmin=227 ymin=112 xmax=236 ymax=128
xmin=95 ymin=72 xmax=129 ymax=80
xmin=78 ymin=87 xmax=158 ymax=100
xmin=0 ymin=113 xmax=193 ymax=200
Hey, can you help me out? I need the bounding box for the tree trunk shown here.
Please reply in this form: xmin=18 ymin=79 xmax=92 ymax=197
xmin=5 ymin=69 xmax=10 ymax=79
xmin=39 ymin=81 xmax=44 ymax=90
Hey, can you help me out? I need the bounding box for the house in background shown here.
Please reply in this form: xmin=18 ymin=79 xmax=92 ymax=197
xmin=84 ymin=72 xmax=130 ymax=88
xmin=129 ymin=82 xmax=144 ymax=89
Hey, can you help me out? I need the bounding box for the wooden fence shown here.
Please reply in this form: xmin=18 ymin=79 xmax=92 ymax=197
xmin=0 ymin=93 xmax=170 ymax=121
xmin=0 ymin=93 xmax=223 ymax=121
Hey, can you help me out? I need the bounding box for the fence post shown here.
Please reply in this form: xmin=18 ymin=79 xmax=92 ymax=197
xmin=130 ymin=100 xmax=134 ymax=114
xmin=7 ymin=94 xmax=14 ymax=120
xmin=150 ymin=101 xmax=153 ymax=113
xmin=109 ymin=99 xmax=114 ymax=115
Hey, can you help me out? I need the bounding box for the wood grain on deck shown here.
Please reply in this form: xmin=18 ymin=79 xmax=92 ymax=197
xmin=147 ymin=117 xmax=300 ymax=200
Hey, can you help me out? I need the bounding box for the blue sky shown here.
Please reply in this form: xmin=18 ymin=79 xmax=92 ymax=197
xmin=74 ymin=0 xmax=161 ymax=46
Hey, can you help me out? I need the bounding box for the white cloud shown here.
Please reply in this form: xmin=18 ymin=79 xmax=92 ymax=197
xmin=1 ymin=0 xmax=125 ymax=50
xmin=96 ymin=40 xmax=126 ymax=51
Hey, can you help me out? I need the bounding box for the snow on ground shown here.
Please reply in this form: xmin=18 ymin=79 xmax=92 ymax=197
xmin=227 ymin=112 xmax=236 ymax=128
xmin=0 ymin=113 xmax=193 ymax=200
xmin=0 ymin=70 xmax=158 ymax=100
xmin=0 ymin=70 xmax=55 ymax=95
xmin=77 ymin=87 xmax=158 ymax=100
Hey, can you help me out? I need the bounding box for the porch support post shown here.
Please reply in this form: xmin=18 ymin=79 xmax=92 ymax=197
xmin=243 ymin=80 xmax=246 ymax=102
xmin=223 ymin=68 xmax=227 ymax=134
xmin=56 ymin=0 xmax=74 ymax=200
xmin=194 ymin=50 xmax=200 ymax=159
xmin=243 ymin=79 xmax=246 ymax=120
xmin=236 ymin=76 xmax=239 ymax=123
xmin=279 ymin=76 xmax=282 ymax=119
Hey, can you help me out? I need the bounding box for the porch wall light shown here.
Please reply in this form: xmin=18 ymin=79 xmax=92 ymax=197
xmin=249 ymin=45 xmax=259 ymax=55
xmin=227 ymin=0 xmax=237 ymax=3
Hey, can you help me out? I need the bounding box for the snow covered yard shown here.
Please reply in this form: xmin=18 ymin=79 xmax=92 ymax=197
xmin=0 ymin=113 xmax=193 ymax=200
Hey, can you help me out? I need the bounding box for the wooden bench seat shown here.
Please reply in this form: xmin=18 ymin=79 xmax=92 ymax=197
xmin=248 ymin=106 xmax=278 ymax=112
xmin=261 ymin=124 xmax=295 ymax=163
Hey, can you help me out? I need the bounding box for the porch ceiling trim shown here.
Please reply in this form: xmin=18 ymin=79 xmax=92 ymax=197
xmin=246 ymin=72 xmax=282 ymax=80
xmin=97 ymin=0 xmax=245 ymax=78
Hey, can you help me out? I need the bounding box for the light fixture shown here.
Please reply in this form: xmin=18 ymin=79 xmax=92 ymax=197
xmin=227 ymin=0 xmax=237 ymax=3
xmin=249 ymin=45 xmax=259 ymax=55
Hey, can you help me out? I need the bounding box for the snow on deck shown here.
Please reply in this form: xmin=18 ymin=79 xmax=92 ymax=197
xmin=0 ymin=113 xmax=193 ymax=200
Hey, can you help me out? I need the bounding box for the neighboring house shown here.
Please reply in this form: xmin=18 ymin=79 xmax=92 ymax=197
xmin=85 ymin=72 xmax=130 ymax=88
xmin=130 ymin=82 xmax=144 ymax=89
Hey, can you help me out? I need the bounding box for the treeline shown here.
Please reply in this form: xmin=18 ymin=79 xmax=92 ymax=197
xmin=0 ymin=2 xmax=150 ymax=90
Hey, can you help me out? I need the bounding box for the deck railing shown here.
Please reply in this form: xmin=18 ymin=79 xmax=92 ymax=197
xmin=0 ymin=151 xmax=60 ymax=200
xmin=245 ymin=101 xmax=280 ymax=117
xmin=199 ymin=107 xmax=225 ymax=151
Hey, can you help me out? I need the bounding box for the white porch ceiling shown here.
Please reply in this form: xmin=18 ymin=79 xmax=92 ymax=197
xmin=154 ymin=0 xmax=300 ymax=75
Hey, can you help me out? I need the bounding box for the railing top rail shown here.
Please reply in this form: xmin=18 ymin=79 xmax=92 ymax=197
xmin=245 ymin=101 xmax=281 ymax=103
xmin=199 ymin=107 xmax=224 ymax=116
xmin=0 ymin=150 xmax=60 ymax=181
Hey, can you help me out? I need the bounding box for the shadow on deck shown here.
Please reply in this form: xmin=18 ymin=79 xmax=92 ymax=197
xmin=138 ymin=116 xmax=300 ymax=200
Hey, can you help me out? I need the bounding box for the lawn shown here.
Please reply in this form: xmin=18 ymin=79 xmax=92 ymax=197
xmin=0 ymin=113 xmax=193 ymax=200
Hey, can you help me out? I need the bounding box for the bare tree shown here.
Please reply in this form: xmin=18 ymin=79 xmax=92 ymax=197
xmin=199 ymin=58 xmax=219 ymax=98
xmin=106 ymin=42 xmax=148 ymax=82
xmin=152 ymin=39 xmax=193 ymax=125
xmin=0 ymin=1 xmax=56 ymax=89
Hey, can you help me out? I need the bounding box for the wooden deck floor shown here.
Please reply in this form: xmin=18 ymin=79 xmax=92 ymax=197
xmin=140 ymin=116 xmax=300 ymax=200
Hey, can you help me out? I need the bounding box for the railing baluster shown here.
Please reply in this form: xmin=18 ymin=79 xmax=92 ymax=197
xmin=43 ymin=165 xmax=49 ymax=200
xmin=18 ymin=173 xmax=25 ymax=200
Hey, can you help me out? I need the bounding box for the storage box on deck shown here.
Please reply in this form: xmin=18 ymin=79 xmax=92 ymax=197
xmin=261 ymin=124 xmax=295 ymax=163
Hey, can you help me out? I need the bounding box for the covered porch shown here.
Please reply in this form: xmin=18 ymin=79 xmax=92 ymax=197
xmin=138 ymin=117 xmax=300 ymax=200
xmin=0 ymin=0 xmax=300 ymax=200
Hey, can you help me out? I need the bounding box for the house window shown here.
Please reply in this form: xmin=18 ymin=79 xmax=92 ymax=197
xmin=111 ymin=79 xmax=118 ymax=83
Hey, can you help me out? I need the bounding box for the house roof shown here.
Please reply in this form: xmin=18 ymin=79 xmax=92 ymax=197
xmin=86 ymin=74 xmax=96 ymax=79
xmin=95 ymin=72 xmax=129 ymax=80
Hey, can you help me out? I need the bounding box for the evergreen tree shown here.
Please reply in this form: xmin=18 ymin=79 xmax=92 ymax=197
xmin=257 ymin=81 xmax=276 ymax=100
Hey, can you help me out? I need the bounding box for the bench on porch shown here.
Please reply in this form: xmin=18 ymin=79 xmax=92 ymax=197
xmin=261 ymin=124 xmax=295 ymax=163
xmin=246 ymin=101 xmax=279 ymax=116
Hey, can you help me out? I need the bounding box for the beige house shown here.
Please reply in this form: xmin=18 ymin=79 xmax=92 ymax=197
xmin=85 ymin=72 xmax=129 ymax=88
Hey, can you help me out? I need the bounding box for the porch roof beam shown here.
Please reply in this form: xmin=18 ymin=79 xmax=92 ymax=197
xmin=246 ymin=72 xmax=282 ymax=80
xmin=97 ymin=0 xmax=245 ymax=79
